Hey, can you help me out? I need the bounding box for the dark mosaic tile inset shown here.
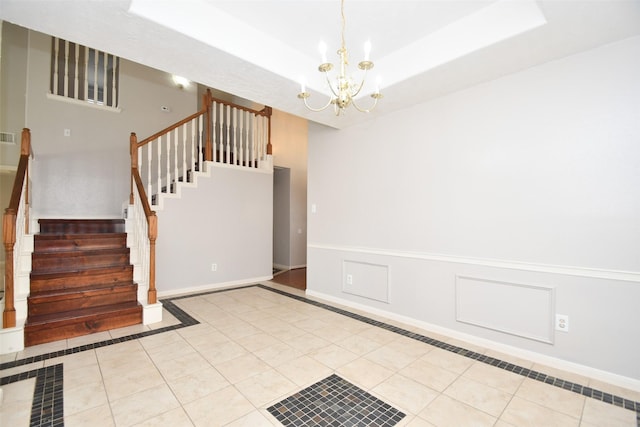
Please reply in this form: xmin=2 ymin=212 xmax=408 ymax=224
xmin=0 ymin=364 xmax=64 ymax=427
xmin=268 ymin=374 xmax=405 ymax=427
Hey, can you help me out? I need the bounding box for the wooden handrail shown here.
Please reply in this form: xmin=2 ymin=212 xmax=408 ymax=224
xmin=3 ymin=128 xmax=31 ymax=328
xmin=136 ymin=110 xmax=206 ymax=148
xmin=130 ymin=132 xmax=158 ymax=305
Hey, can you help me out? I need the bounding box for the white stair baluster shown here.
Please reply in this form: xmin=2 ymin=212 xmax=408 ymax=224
xmin=73 ymin=44 xmax=79 ymax=100
xmin=212 ymin=101 xmax=217 ymax=163
xmin=165 ymin=132 xmax=170 ymax=194
xmin=198 ymin=114 xmax=203 ymax=166
xmin=173 ymin=128 xmax=178 ymax=189
xmin=232 ymin=108 xmax=238 ymax=165
xmin=83 ymin=46 xmax=89 ymax=101
xmin=190 ymin=118 xmax=196 ymax=179
xmin=146 ymin=143 xmax=152 ymax=205
xmin=102 ymin=52 xmax=107 ymax=104
xmin=157 ymin=137 xmax=162 ymax=201
xmin=245 ymin=111 xmax=251 ymax=167
xmin=63 ymin=40 xmax=69 ymax=97
xmin=53 ymin=38 xmax=59 ymax=96
xmin=225 ymin=105 xmax=231 ymax=164
xmin=182 ymin=124 xmax=187 ymax=182
xmin=93 ymin=48 xmax=99 ymax=103
xmin=238 ymin=109 xmax=244 ymax=166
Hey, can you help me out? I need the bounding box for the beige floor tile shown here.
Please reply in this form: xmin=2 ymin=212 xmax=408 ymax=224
xmin=64 ymin=363 xmax=104 ymax=391
xmin=110 ymin=384 xmax=181 ymax=427
xmin=146 ymin=309 xmax=181 ymax=330
xmin=419 ymin=394 xmax=496 ymax=427
xmin=286 ymin=333 xmax=331 ymax=354
xmin=66 ymin=330 xmax=112 ymax=347
xmin=293 ymin=316 xmax=331 ymax=332
xmin=463 ymin=361 xmax=525 ymax=394
xmin=336 ymin=357 xmax=395 ymax=390
xmin=335 ymin=333 xmax=384 ymax=355
xmin=309 ymin=343 xmax=359 ymax=369
xmin=16 ymin=339 xmax=67 ymax=358
xmin=356 ymin=327 xmax=399 ymax=345
xmin=235 ymin=332 xmax=282 ymax=353
xmin=443 ymin=376 xmax=512 ymax=417
xmin=138 ymin=330 xmax=186 ymax=351
xmin=182 ymin=329 xmax=231 ymax=351
xmin=218 ymin=321 xmax=264 ymax=340
xmin=103 ymin=363 xmax=166 ymax=401
xmin=96 ymin=340 xmax=147 ymax=364
xmin=0 ymin=352 xmax=17 ymax=363
xmin=500 ymin=396 xmax=579 ymax=427
xmin=516 ymin=378 xmax=585 ymax=418
xmin=235 ymin=369 xmax=298 ymax=407
xmin=145 ymin=339 xmax=197 ymax=364
xmin=64 ymin=380 xmax=109 ymax=417
xmin=364 ymin=343 xmax=421 ymax=371
xmin=198 ymin=340 xmax=248 ymax=365
xmin=183 ymin=385 xmax=254 ymax=427
xmin=132 ymin=407 xmax=194 ymax=426
xmin=372 ymin=374 xmax=439 ymax=415
xmin=225 ymin=409 xmax=278 ymax=426
xmin=153 ymin=351 xmax=211 ymax=381
xmin=387 ymin=336 xmax=432 ymax=359
xmin=253 ymin=341 xmax=303 ymax=367
xmin=167 ymin=366 xmax=229 ymax=404
xmin=0 ymin=398 xmax=31 ymax=427
xmin=175 ymin=322 xmax=218 ymax=339
xmin=275 ymin=355 xmax=333 ymax=387
xmin=400 ymin=358 xmax=459 ymax=392
xmin=310 ymin=325 xmax=354 ymax=343
xmin=403 ymin=416 xmax=437 ymax=427
xmin=0 ymin=377 xmax=35 ymax=404
xmin=580 ymin=398 xmax=637 ymax=427
xmin=64 ymin=403 xmax=115 ymax=427
xmin=420 ymin=348 xmax=474 ymax=375
xmin=216 ymin=353 xmax=272 ymax=384
xmin=45 ymin=348 xmax=98 ymax=369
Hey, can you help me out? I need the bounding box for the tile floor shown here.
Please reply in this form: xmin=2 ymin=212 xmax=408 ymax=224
xmin=1 ymin=282 xmax=639 ymax=427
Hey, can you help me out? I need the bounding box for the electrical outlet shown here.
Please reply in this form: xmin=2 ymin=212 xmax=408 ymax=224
xmin=555 ymin=314 xmax=569 ymax=332
xmin=346 ymin=274 xmax=353 ymax=285
xmin=211 ymin=263 xmax=217 ymax=272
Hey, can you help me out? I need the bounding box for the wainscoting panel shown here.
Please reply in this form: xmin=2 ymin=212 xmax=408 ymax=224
xmin=456 ymin=276 xmax=555 ymax=344
xmin=343 ymin=260 xmax=389 ymax=303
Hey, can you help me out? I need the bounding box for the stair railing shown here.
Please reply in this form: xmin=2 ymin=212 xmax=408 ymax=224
xmin=129 ymin=90 xmax=272 ymax=305
xmin=3 ymin=128 xmax=33 ymax=328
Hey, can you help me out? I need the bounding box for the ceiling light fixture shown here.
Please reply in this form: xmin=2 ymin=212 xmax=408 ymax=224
xmin=298 ymin=0 xmax=382 ymax=115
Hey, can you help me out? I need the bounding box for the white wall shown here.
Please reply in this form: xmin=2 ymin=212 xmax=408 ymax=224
xmin=273 ymin=167 xmax=291 ymax=268
xmin=307 ymin=36 xmax=640 ymax=383
xmin=20 ymin=28 xmax=197 ymax=218
xmin=155 ymin=164 xmax=273 ymax=294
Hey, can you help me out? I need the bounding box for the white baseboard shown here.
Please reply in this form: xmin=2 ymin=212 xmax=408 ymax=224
xmin=157 ymin=276 xmax=273 ymax=299
xmin=306 ymin=289 xmax=640 ymax=392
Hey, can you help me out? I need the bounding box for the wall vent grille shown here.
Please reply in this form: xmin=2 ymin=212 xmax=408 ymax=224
xmin=0 ymin=132 xmax=16 ymax=144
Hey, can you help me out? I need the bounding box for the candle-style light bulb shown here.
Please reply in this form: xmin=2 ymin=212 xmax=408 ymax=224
xmin=319 ymin=40 xmax=328 ymax=63
xmin=300 ymin=78 xmax=306 ymax=93
xmin=364 ymin=40 xmax=372 ymax=61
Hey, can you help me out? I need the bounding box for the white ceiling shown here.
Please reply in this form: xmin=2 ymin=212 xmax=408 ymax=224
xmin=2 ymin=0 xmax=640 ymax=129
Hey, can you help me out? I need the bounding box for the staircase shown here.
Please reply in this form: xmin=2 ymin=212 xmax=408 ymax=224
xmin=24 ymin=219 xmax=142 ymax=346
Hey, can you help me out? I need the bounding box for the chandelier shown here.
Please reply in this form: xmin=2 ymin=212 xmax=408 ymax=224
xmin=297 ymin=0 xmax=382 ymax=115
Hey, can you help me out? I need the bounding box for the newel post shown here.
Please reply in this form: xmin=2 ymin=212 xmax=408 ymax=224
xmin=204 ymin=89 xmax=213 ymax=161
xmin=3 ymin=210 xmax=17 ymax=328
xmin=21 ymin=128 xmax=31 ymax=234
xmin=147 ymin=213 xmax=157 ymax=305
xmin=129 ymin=133 xmax=138 ymax=205
xmin=262 ymin=106 xmax=273 ymax=155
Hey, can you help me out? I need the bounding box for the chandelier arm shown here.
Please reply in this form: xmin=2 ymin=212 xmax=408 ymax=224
xmin=323 ymin=72 xmax=341 ymax=99
xmin=350 ymin=68 xmax=369 ymax=99
xmin=351 ymin=95 xmax=380 ymax=113
xmin=302 ymin=95 xmax=334 ymax=112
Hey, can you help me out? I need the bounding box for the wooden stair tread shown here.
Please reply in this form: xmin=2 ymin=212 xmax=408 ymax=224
xmin=39 ymin=219 xmax=125 ymax=234
xmin=32 ymin=247 xmax=130 ymax=258
xmin=29 ymin=281 xmax=137 ymax=300
xmin=26 ymin=301 xmax=141 ymax=326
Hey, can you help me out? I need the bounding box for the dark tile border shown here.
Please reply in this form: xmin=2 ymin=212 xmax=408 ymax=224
xmin=1 ymin=283 xmax=639 ymax=426
xmin=1 ymin=363 xmax=64 ymax=427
